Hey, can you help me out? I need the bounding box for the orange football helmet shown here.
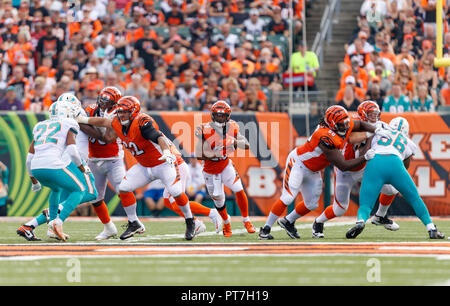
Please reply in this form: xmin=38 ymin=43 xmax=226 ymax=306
xmin=324 ymin=105 xmax=350 ymax=137
xmin=211 ymin=100 xmax=231 ymax=127
xmin=357 ymin=100 xmax=380 ymax=123
xmin=97 ymin=86 xmax=123 ymax=110
xmin=116 ymin=96 xmax=141 ymax=125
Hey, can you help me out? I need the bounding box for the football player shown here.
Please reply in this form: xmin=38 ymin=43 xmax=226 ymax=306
xmin=80 ymin=86 xmax=124 ymax=240
xmin=194 ymin=101 xmax=255 ymax=237
xmin=21 ymin=102 xmax=97 ymax=241
xmin=312 ymin=101 xmax=400 ymax=238
xmin=346 ymin=117 xmax=445 ymax=239
xmin=77 ymin=96 xmax=196 ymax=240
xmin=258 ymin=105 xmax=390 ymax=240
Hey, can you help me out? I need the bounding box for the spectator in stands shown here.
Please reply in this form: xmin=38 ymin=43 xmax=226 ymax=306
xmin=335 ymin=75 xmax=366 ymax=102
xmin=150 ymin=67 xmax=176 ymax=97
xmin=208 ymin=0 xmax=229 ymax=26
xmin=134 ymin=26 xmax=161 ymax=76
xmin=189 ymin=8 xmax=214 ymax=43
xmin=379 ymin=41 xmax=396 ymax=68
xmin=141 ymin=180 xmax=165 ymax=217
xmin=24 ymin=76 xmax=52 ymax=112
xmin=243 ymin=88 xmax=265 ymax=111
xmin=146 ymin=82 xmax=178 ymax=111
xmin=341 ymin=38 xmax=369 ymax=74
xmin=176 ymin=78 xmax=199 ymax=111
xmin=81 ymin=82 xmax=99 ymax=108
xmin=36 ymin=23 xmax=63 ymax=69
xmin=163 ymin=2 xmax=184 ymax=27
xmin=337 ymin=83 xmax=360 ymax=111
xmin=229 ymin=0 xmax=250 ymax=27
xmin=440 ymin=73 xmax=450 ymax=106
xmin=290 ymin=41 xmax=319 ymax=91
xmin=417 ymin=58 xmax=439 ymax=101
xmin=265 ymin=6 xmax=289 ymax=37
xmin=367 ymin=81 xmax=385 ymax=109
xmin=242 ymin=8 xmax=266 ymax=41
xmin=218 ymin=23 xmax=240 ymax=58
xmin=227 ymin=89 xmax=245 ymax=111
xmin=383 ymin=82 xmax=411 ymax=113
xmin=0 ymin=86 xmax=23 ymax=111
xmin=125 ymin=73 xmax=149 ymax=103
xmin=340 ymin=57 xmax=369 ymax=91
xmin=412 ymin=84 xmax=436 ymax=112
xmin=7 ymin=65 xmax=30 ymax=102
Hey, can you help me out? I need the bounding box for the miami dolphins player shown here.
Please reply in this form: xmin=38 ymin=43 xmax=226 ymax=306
xmin=346 ymin=117 xmax=445 ymax=239
xmin=19 ymin=101 xmax=97 ymax=241
xmin=17 ymin=94 xmax=109 ymax=241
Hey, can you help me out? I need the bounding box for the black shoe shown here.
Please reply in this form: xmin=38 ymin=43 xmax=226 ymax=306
xmin=429 ymin=228 xmax=445 ymax=239
xmin=17 ymin=224 xmax=41 ymax=241
xmin=258 ymin=226 xmax=274 ymax=240
xmin=277 ymin=217 xmax=300 ymax=239
xmin=346 ymin=222 xmax=365 ymax=239
xmin=185 ymin=218 xmax=195 ymax=241
xmin=312 ymin=220 xmax=324 ymax=238
xmin=370 ymin=215 xmax=400 ymax=231
xmin=120 ymin=220 xmax=145 ymax=240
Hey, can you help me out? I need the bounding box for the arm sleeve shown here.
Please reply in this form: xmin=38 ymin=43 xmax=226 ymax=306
xmin=66 ymin=144 xmax=83 ymax=167
xmin=26 ymin=153 xmax=34 ymax=177
xmin=140 ymin=119 xmax=163 ymax=143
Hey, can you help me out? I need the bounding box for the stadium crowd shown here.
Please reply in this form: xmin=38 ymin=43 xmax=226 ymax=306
xmin=336 ymin=0 xmax=450 ymax=113
xmin=0 ymin=0 xmax=310 ymax=113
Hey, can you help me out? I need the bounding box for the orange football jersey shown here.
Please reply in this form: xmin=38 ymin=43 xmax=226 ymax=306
xmin=199 ymin=120 xmax=240 ymax=175
xmin=85 ymin=104 xmax=123 ymax=159
xmin=296 ymin=119 xmax=355 ymax=172
xmin=343 ymin=114 xmax=366 ymax=172
xmin=111 ymin=113 xmax=165 ymax=167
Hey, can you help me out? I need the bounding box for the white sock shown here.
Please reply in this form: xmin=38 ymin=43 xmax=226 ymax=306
xmin=242 ymin=216 xmax=250 ymax=222
xmin=178 ymin=203 xmax=193 ymax=219
xmin=124 ymin=204 xmax=138 ymax=222
xmin=265 ymin=212 xmax=280 ymax=228
xmin=426 ymin=223 xmax=436 ymax=231
xmin=376 ymin=204 xmax=389 ymax=217
xmin=285 ymin=211 xmax=301 ymax=224
xmin=315 ymin=212 xmax=328 ymax=224
xmin=26 ymin=219 xmax=39 ymax=228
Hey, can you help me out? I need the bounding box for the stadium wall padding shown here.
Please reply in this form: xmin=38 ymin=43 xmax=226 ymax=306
xmin=0 ymin=111 xmax=448 ymax=217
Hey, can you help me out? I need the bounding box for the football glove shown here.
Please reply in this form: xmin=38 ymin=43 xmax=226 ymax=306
xmin=159 ymin=149 xmax=176 ymax=166
xmin=364 ymin=149 xmax=376 ymax=161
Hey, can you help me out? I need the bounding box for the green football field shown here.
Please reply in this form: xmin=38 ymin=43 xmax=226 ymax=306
xmin=1 ymin=216 xmax=449 ymax=286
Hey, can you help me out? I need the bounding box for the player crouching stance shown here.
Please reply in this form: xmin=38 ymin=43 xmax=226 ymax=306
xmin=259 ymin=105 xmax=390 ymax=240
xmin=77 ymin=96 xmax=196 ymax=240
xmin=312 ymin=101 xmax=400 ymax=238
xmin=346 ymin=117 xmax=445 ymax=239
xmin=195 ymin=101 xmax=255 ymax=237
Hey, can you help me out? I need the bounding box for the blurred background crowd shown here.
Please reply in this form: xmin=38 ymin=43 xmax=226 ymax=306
xmin=336 ymin=0 xmax=450 ymax=113
xmin=0 ymin=0 xmax=310 ymax=113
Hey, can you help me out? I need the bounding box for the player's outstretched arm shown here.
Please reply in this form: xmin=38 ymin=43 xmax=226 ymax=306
xmin=320 ymin=141 xmax=374 ymax=172
xmin=77 ymin=116 xmax=113 ymax=128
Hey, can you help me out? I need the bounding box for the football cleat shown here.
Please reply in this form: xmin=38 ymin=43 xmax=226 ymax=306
xmin=244 ymin=221 xmax=256 ymax=233
xmin=223 ymin=222 xmax=232 ymax=237
xmin=429 ymin=228 xmax=445 ymax=239
xmin=370 ymin=215 xmax=400 ymax=231
xmin=185 ymin=218 xmax=196 ymax=241
xmin=17 ymin=224 xmax=41 ymax=241
xmin=312 ymin=219 xmax=324 ymax=238
xmin=194 ymin=219 xmax=206 ymax=236
xmin=47 ymin=226 xmax=70 ymax=241
xmin=209 ymin=209 xmax=223 ymax=233
xmin=277 ymin=217 xmax=300 ymax=239
xmin=120 ymin=220 xmax=145 ymax=240
xmin=346 ymin=221 xmax=365 ymax=239
xmin=95 ymin=222 xmax=118 ymax=240
xmin=48 ymin=219 xmax=67 ymax=241
xmin=258 ymin=226 xmax=274 ymax=240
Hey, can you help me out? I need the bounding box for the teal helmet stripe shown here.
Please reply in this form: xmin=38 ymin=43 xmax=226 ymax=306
xmin=397 ymin=118 xmax=403 ymax=132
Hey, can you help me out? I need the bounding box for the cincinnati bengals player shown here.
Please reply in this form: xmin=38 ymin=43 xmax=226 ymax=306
xmin=194 ymin=100 xmax=255 ymax=237
xmin=312 ymin=101 xmax=400 ymax=238
xmin=77 ymin=96 xmax=196 ymax=240
xmin=78 ymin=86 xmax=123 ymax=240
xmin=258 ymin=105 xmax=391 ymax=240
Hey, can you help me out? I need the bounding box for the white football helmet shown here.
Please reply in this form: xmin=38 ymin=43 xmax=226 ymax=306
xmin=49 ymin=102 xmax=71 ymax=120
xmin=57 ymin=92 xmax=82 ymax=118
xmin=389 ymin=117 xmax=409 ymax=136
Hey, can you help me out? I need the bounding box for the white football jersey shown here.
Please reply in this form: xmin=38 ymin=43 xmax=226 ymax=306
xmin=31 ymin=118 xmax=80 ymax=170
xmin=371 ymin=129 xmax=417 ymax=161
xmin=74 ymin=108 xmax=89 ymax=162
